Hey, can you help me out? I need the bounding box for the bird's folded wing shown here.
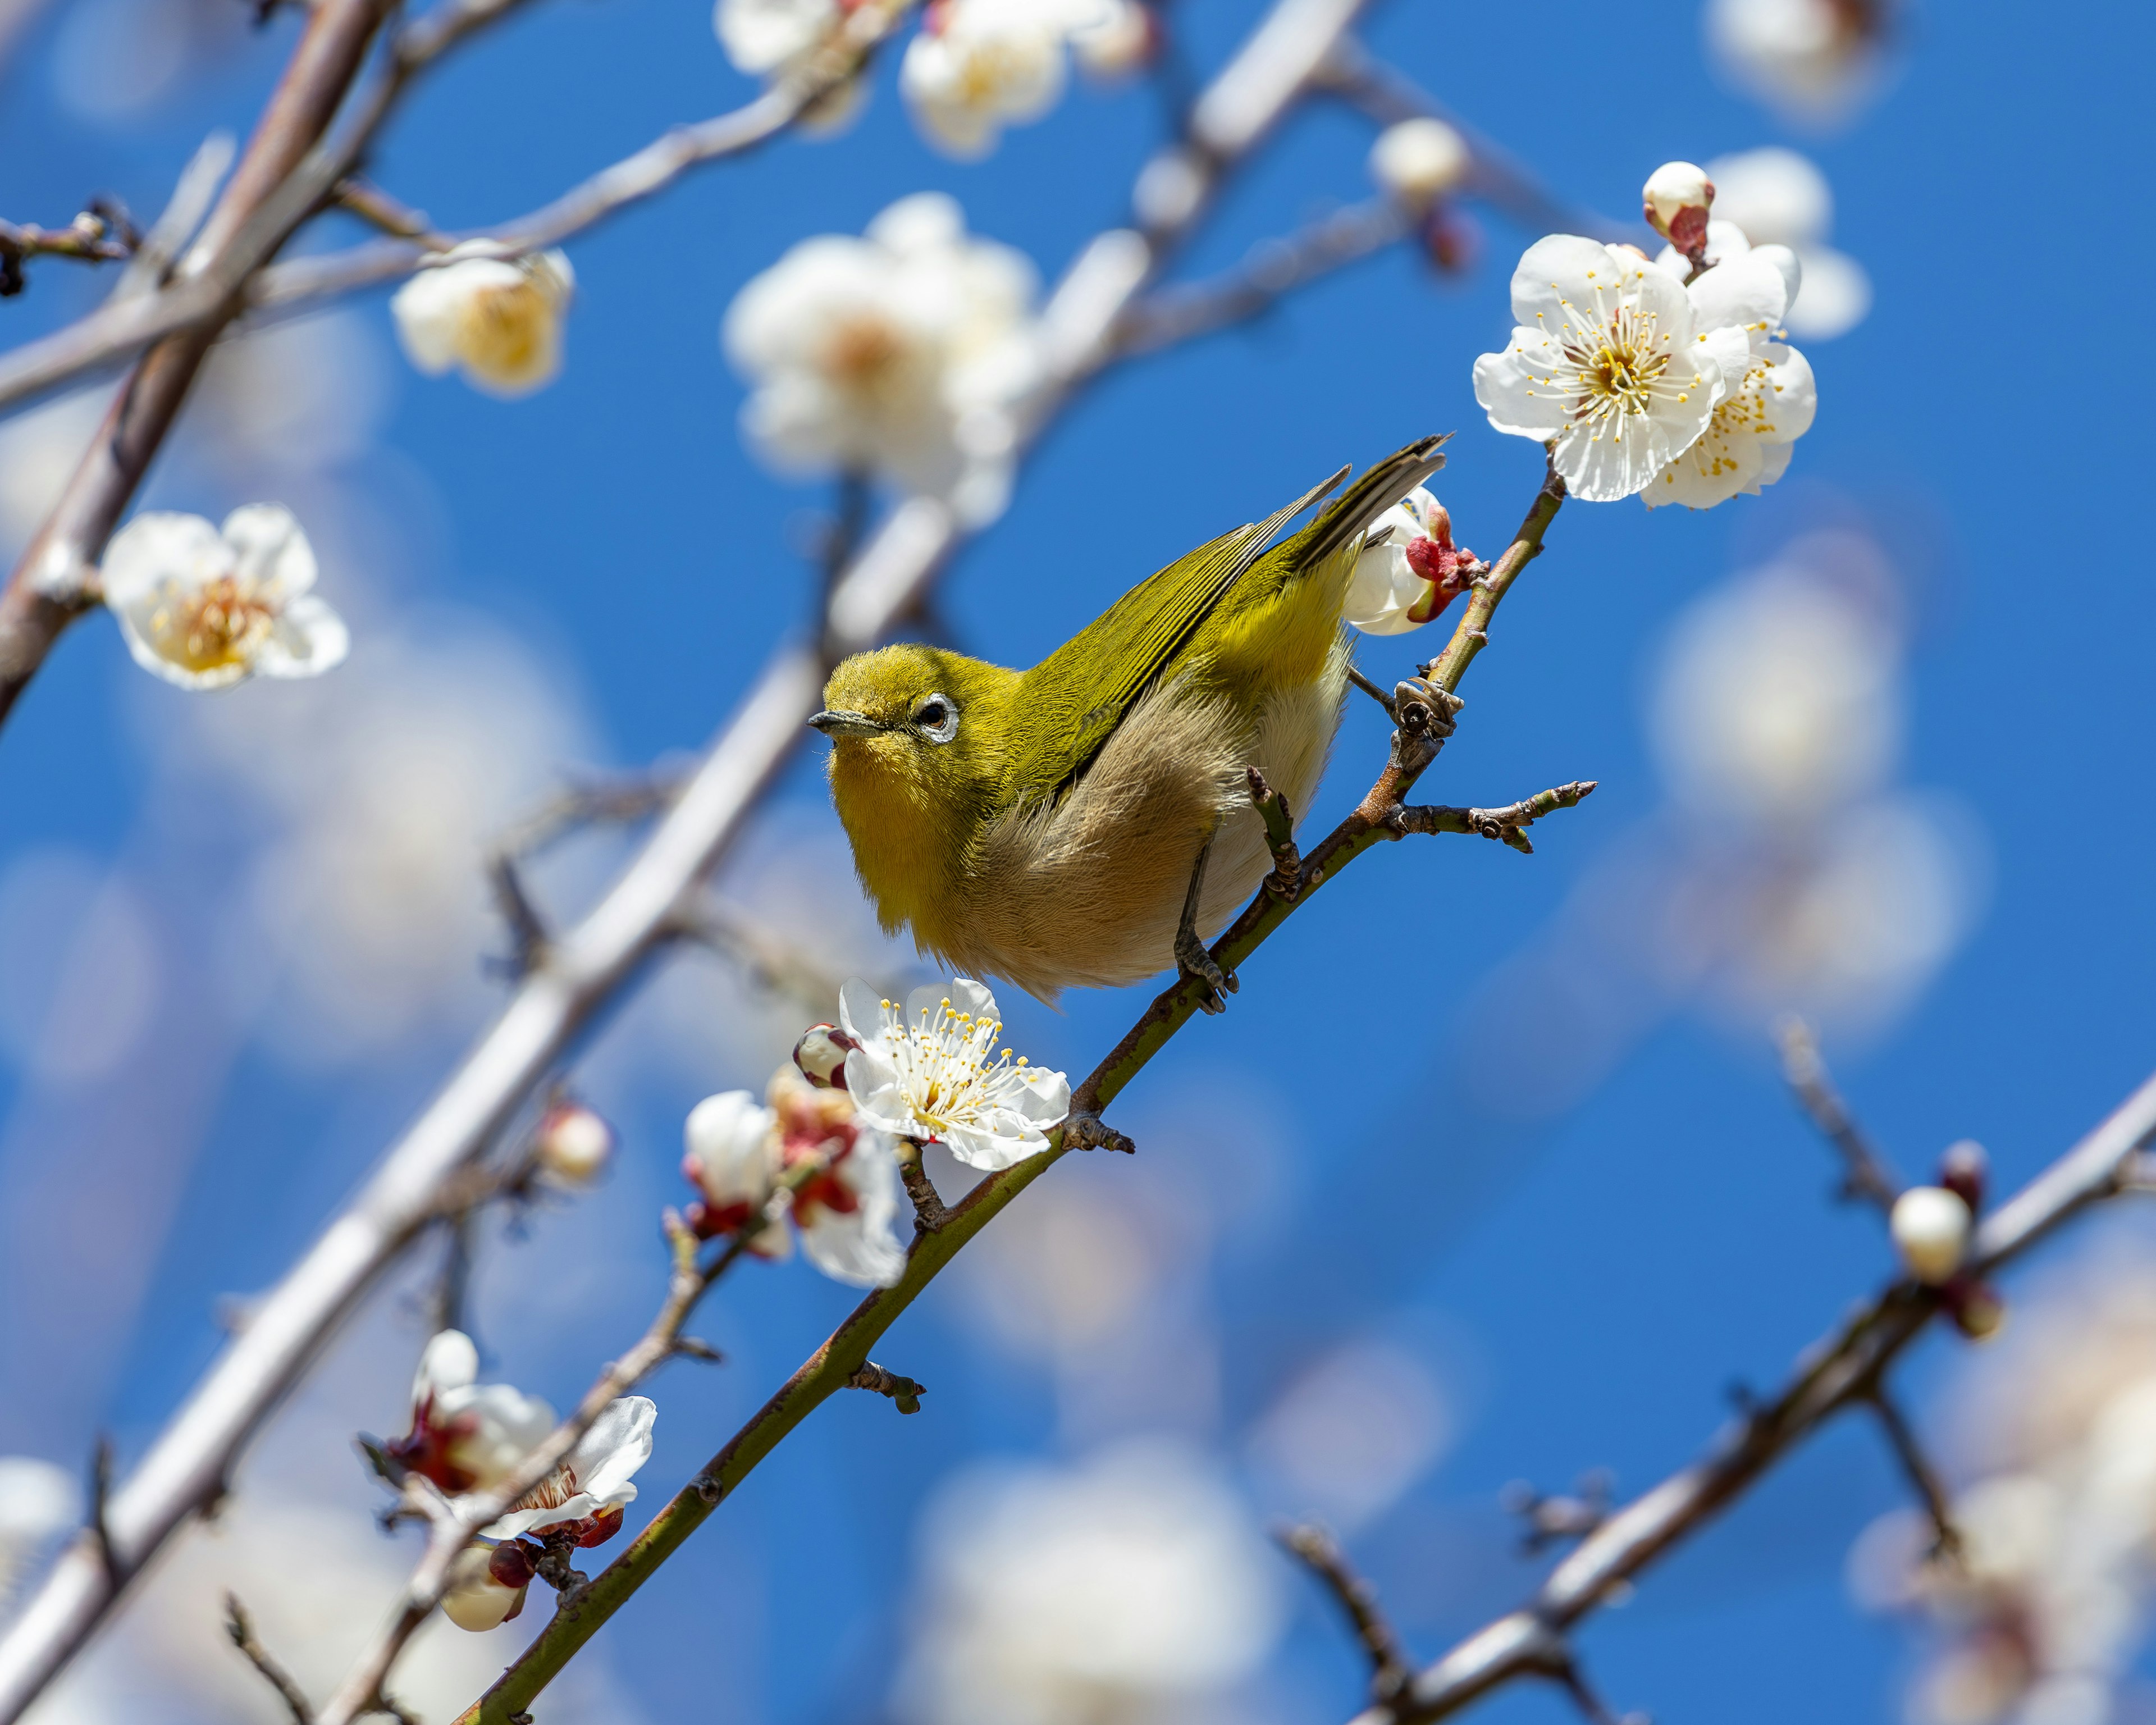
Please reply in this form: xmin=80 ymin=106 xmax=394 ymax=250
xmin=1018 ymin=469 xmax=1347 ymax=802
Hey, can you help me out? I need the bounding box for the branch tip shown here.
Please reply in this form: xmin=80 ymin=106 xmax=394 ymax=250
xmin=1276 ymin=1522 xmax=1410 ymax=1700
xmin=845 ymin=1361 xmax=926 ymax=1414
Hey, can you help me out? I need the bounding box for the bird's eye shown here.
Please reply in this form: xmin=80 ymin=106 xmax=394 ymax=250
xmin=913 ymin=693 xmax=960 ymax=744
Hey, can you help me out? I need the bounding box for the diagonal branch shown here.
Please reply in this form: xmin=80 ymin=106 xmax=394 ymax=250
xmin=447 ymin=427 xmax=1572 ymax=1724
xmin=1280 ymin=1524 xmax=1411 ymax=1701
xmin=0 ymin=1 xmax=1391 ymax=1714
xmin=1344 ymin=1066 xmax=2156 ymax=1725
xmin=1390 ymin=780 xmax=1597 ymax=856
xmin=225 ymin=1594 xmax=314 ymax=1725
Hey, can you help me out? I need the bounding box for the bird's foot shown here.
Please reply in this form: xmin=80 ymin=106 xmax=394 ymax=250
xmin=1063 ymin=1110 xmax=1134 ymax=1154
xmin=1175 ymin=923 xmax=1238 ymax=1016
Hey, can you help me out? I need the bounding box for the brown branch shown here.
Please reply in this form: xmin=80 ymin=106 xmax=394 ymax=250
xmin=1862 ymin=1382 xmax=1959 ymax=1558
xmin=330 ymin=177 xmax=451 ymax=248
xmin=0 ymin=209 xmax=136 ymax=295
xmin=1346 ymin=1066 xmax=2156 ymax=1725
xmin=1776 ymin=1017 xmax=1903 ymax=1212
xmin=894 ymin=1142 xmax=949 ymax=1233
xmin=224 ymin=1595 xmax=314 ymax=1725
xmin=843 ymin=1362 xmax=925 ymax=1414
xmin=1389 ymin=780 xmax=1597 ymax=856
xmin=1345 ymin=664 xmax=1398 ymax=718
xmin=1280 ymin=1525 xmax=1410 ymax=1701
xmin=86 ymin=1439 xmax=117 ymax=1584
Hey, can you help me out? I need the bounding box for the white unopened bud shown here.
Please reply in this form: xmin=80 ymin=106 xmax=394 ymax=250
xmin=793 ymin=1022 xmax=856 ymax=1088
xmin=1642 ymin=160 xmax=1715 ymax=253
xmin=442 ymin=1545 xmax=527 ymax=1632
xmin=535 ymin=1099 xmax=614 ymax=1185
xmin=1369 ymin=118 xmax=1470 ymax=210
xmin=1889 ymin=1186 xmax=1971 ymax=1286
xmin=1071 ymin=0 xmax=1155 ymax=80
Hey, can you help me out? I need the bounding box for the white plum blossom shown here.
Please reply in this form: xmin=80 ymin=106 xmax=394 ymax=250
xmin=840 ymin=976 xmax=1070 ymax=1172
xmin=391 ymin=1329 xmax=554 ymax=1495
xmin=1344 ymin=487 xmax=1478 ymax=635
xmin=1706 ymin=0 xmax=1888 ymax=125
xmin=683 ymin=1066 xmax=908 ymax=1288
xmin=1068 ymin=0 xmax=1151 ymax=79
xmin=1368 ymin=117 xmax=1469 ymax=210
xmin=898 ymin=1442 xmax=1285 ymax=1725
xmin=387 ymin=1329 xmax=655 ymax=1548
xmin=1702 ymin=147 xmax=1872 ymax=339
xmin=715 ymin=0 xmax=837 ymax=74
xmin=1644 ymin=249 xmax=1817 ymax=511
xmin=723 ymin=193 xmax=1041 ymax=517
xmin=391 ymin=244 xmax=575 ymax=397
xmin=899 ymin=0 xmax=1116 ymax=157
xmin=1472 ymin=235 xmax=1726 ymax=501
xmin=101 ymin=504 xmax=348 ymax=691
xmin=533 ymin=1098 xmax=614 ymax=1185
xmin=482 ymin=1395 xmax=656 ymax=1543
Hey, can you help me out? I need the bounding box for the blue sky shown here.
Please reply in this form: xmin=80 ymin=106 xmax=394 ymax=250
xmin=2 ymin=1 xmax=2153 ymax=1722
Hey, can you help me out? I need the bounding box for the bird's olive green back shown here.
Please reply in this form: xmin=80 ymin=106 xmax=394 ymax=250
xmin=1008 ymin=436 xmax=1446 ymax=806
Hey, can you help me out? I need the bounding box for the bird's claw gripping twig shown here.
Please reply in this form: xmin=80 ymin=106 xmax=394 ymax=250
xmin=1176 ymin=921 xmax=1237 ymax=1014
xmin=1062 ymin=1109 xmax=1134 ymax=1154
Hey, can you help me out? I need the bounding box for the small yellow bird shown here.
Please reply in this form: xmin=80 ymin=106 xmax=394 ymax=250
xmin=810 ymin=435 xmax=1446 ymax=1009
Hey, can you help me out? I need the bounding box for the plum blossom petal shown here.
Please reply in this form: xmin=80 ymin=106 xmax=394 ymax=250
xmin=1344 ymin=487 xmax=1478 ymax=636
xmin=101 ymin=505 xmax=347 ymax=691
xmin=392 ymin=1330 xmax=556 ymax=1496
xmin=683 ymin=1088 xmax=791 ymax=1256
xmin=391 ymin=244 xmax=575 ymax=396
xmin=794 ymin=1125 xmax=907 ymax=1288
xmin=1473 ymin=236 xmax=1721 ymax=502
xmin=899 ymin=0 xmax=1114 ymax=157
xmin=841 ymin=976 xmax=1070 ymax=1171
xmin=479 ymin=1394 xmax=656 ymax=1540
xmin=714 ymin=0 xmax=837 ymax=72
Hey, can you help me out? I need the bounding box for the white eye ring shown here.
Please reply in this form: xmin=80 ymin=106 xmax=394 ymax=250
xmin=915 ymin=692 xmax=960 ymax=744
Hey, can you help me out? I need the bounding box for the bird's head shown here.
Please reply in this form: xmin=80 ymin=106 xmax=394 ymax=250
xmin=812 ymin=644 xmax=1016 ymax=850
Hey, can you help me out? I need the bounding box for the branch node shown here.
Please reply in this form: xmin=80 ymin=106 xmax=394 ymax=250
xmin=845 ymin=1361 xmax=926 ymax=1415
xmin=896 ymin=1140 xmax=949 ymax=1231
xmin=1500 ymin=1470 xmax=1613 ymax=1553
xmin=1062 ymin=1108 xmax=1136 ymax=1156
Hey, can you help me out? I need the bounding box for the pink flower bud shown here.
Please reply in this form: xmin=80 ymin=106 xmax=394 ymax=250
xmin=487 ymin=1540 xmax=537 ymax=1589
xmin=794 ymin=1023 xmax=857 ymax=1089
xmin=1642 ymin=161 xmax=1715 ymax=254
xmin=1943 ymin=1277 xmax=2006 ymax=1340
xmin=535 ymin=1099 xmax=614 ymax=1185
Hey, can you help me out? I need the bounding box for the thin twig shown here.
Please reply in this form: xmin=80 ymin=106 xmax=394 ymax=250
xmin=330 ymin=177 xmax=450 ymax=247
xmin=1776 ymin=1017 xmax=1902 ymax=1212
xmin=894 ymin=1142 xmax=949 ymax=1233
xmin=0 ymin=211 xmax=136 ymax=296
xmin=1862 ymin=1382 xmax=1960 ymax=1557
xmin=1245 ymin=767 xmax=1301 ymax=901
xmin=1390 ymin=781 xmax=1597 ymax=856
xmin=1279 ymin=1524 xmax=1411 ymax=1701
xmin=1345 ymin=664 xmax=1397 ymax=718
xmin=225 ymin=1595 xmax=315 ymax=1725
xmin=1500 ymin=1471 xmax=1613 ymax=1554
xmin=86 ymin=1440 xmax=116 ymax=1583
xmin=1346 ymin=1068 xmax=2156 ymax=1725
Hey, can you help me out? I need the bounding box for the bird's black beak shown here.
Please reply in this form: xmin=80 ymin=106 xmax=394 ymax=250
xmin=808 ymin=709 xmax=884 ymax=738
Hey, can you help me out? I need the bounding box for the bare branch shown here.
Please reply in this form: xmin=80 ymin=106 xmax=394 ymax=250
xmin=330 ymin=178 xmax=450 ymax=247
xmin=1345 ymin=664 xmax=1398 ymax=718
xmin=225 ymin=1595 xmax=315 ymax=1725
xmin=1279 ymin=1524 xmax=1410 ymax=1701
xmin=1776 ymin=1017 xmax=1903 ymax=1212
xmin=1862 ymin=1382 xmax=1959 ymax=1558
xmin=0 ymin=208 xmax=136 ymax=296
xmin=1500 ymin=1471 xmax=1613 ymax=1554
xmin=1389 ymin=780 xmax=1598 ymax=856
xmin=844 ymin=1362 xmax=925 ymax=1414
xmin=1346 ymin=1067 xmax=2156 ymax=1725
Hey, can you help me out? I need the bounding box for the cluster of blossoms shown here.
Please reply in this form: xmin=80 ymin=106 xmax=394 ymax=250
xmin=722 ymin=193 xmax=1043 ymax=521
xmin=1473 ymin=161 xmax=1817 ymax=509
xmin=1851 ymin=1247 xmax=2156 ymax=1724
xmin=385 ymin=1330 xmax=655 ymax=1632
xmin=98 ymin=503 xmax=347 ymax=691
xmin=714 ymin=0 xmax=1151 ymax=157
xmin=683 ymin=976 xmax=1070 ymax=1285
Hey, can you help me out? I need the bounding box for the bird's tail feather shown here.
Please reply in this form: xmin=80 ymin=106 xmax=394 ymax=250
xmin=1287 ymin=434 xmax=1450 ymax=572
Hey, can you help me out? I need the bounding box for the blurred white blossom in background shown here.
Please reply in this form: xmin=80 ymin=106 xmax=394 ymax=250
xmin=898 ymin=1442 xmax=1284 ymax=1725
xmin=1705 ymin=0 xmax=1891 ymax=125
xmin=1246 ymin=1338 xmax=1454 ymax=1535
xmin=723 ymin=192 xmax=1041 ymax=522
xmin=1461 ymin=527 xmax=1983 ymax=1117
xmin=193 ymin=311 xmax=395 ymax=479
xmin=899 ymin=0 xmax=1129 ymax=158
xmin=0 ymin=1457 xmax=77 ymax=1610
xmin=0 ymin=390 xmax=104 ymax=554
xmin=145 ymin=611 xmax=592 ymax=1064
xmin=1849 ymin=1239 xmax=2156 ymax=1725
xmin=392 ymin=246 xmax=577 ymax=398
xmin=714 ymin=0 xmax=837 ymax=75
xmin=1699 ymin=147 xmax=1872 ymax=340
xmin=101 ymin=504 xmax=349 ymax=691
